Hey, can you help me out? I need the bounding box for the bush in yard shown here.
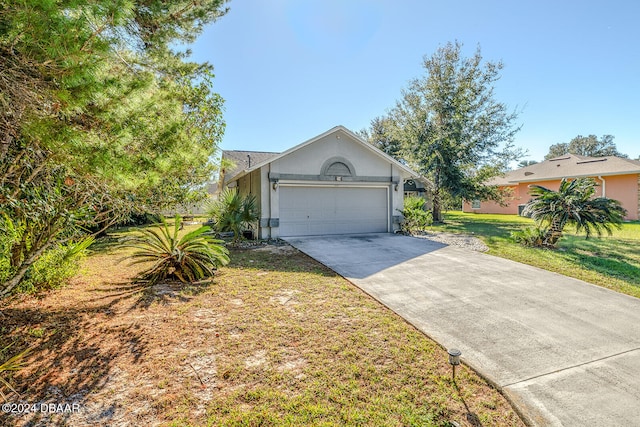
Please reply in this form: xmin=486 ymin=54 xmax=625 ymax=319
xmin=522 ymin=177 xmax=627 ymax=248
xmin=0 ymin=216 xmax=22 ymax=286
xmin=0 ymin=215 xmax=93 ymax=296
xmin=207 ymin=188 xmax=259 ymax=241
xmin=511 ymin=226 xmax=547 ymax=247
xmin=15 ymin=237 xmax=94 ymax=294
xmin=399 ymin=196 xmax=433 ymax=233
xmin=122 ymin=216 xmax=229 ymax=285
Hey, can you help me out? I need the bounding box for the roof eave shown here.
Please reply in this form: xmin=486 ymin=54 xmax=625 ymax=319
xmin=225 ymin=169 xmax=249 ymax=184
xmin=505 ymin=169 xmax=640 ymax=184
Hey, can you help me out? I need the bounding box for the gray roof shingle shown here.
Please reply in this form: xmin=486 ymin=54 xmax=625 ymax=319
xmin=221 ymin=150 xmax=280 ymax=183
xmin=491 ymin=154 xmax=640 ymax=185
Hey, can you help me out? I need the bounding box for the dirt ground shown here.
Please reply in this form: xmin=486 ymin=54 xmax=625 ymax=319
xmin=0 ymin=241 xmax=523 ymax=426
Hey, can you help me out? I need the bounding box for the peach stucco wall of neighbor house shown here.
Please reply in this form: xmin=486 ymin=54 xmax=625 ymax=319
xmin=463 ymin=174 xmax=639 ymax=220
xmin=462 ymin=186 xmax=520 ymax=214
xmin=602 ymin=174 xmax=639 ymax=221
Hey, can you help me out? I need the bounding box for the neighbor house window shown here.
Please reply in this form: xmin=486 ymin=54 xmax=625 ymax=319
xmin=471 ymin=200 xmax=481 ymax=209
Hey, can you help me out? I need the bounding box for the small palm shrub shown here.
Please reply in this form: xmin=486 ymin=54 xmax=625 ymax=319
xmin=122 ymin=216 xmax=229 ymax=285
xmin=399 ymin=196 xmax=433 ymax=233
xmin=522 ymin=178 xmax=627 ymax=248
xmin=511 ymin=226 xmax=547 ymax=247
xmin=208 ymin=188 xmax=259 ymax=241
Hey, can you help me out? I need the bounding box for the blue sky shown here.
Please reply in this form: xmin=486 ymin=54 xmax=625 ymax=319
xmin=188 ymin=0 xmax=640 ymax=163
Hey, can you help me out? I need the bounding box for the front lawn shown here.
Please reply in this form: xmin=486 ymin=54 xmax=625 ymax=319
xmin=0 ymin=223 xmax=523 ymax=426
xmin=431 ymin=211 xmax=640 ymax=299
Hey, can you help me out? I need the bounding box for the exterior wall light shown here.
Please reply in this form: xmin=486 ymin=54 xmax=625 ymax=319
xmin=448 ymin=348 xmax=461 ymax=380
xmin=272 ymin=181 xmax=278 ymax=190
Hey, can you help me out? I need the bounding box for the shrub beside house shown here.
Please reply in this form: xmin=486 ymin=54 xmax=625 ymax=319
xmin=463 ymin=154 xmax=640 ymax=221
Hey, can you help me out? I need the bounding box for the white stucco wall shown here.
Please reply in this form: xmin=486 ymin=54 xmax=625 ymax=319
xmin=391 ymin=164 xmax=406 ymax=215
xmin=270 ymin=131 xmax=393 ymax=177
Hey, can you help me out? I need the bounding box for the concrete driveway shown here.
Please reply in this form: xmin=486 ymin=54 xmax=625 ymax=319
xmin=284 ymin=233 xmax=640 ymax=426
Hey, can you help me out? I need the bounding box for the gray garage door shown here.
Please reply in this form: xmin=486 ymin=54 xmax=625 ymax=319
xmin=279 ymin=186 xmax=388 ymax=237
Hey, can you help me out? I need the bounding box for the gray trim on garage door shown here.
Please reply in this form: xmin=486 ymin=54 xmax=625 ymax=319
xmin=278 ymin=185 xmax=389 ymax=236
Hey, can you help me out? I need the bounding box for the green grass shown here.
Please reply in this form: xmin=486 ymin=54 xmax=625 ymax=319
xmin=431 ymin=211 xmax=640 ymax=298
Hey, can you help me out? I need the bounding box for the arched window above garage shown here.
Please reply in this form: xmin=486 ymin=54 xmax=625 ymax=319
xmin=320 ymin=157 xmax=356 ymax=177
xmin=326 ymin=162 xmax=351 ymax=176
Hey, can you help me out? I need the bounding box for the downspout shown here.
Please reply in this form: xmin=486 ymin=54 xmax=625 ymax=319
xmin=598 ymin=176 xmax=606 ymax=197
xmin=247 ymin=155 xmax=252 ymax=195
xmin=390 ymin=164 xmax=394 ymax=233
xmin=267 ymin=163 xmax=271 ymax=239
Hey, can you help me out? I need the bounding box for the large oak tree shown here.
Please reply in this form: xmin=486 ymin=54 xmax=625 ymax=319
xmin=388 ymin=41 xmax=522 ymax=222
xmin=544 ymin=135 xmax=627 ymax=159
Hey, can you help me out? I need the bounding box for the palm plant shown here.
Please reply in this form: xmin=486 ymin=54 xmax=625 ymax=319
xmin=208 ymin=188 xmax=259 ymax=242
xmin=122 ymin=215 xmax=229 ymax=285
xmin=0 ymin=345 xmax=30 ymax=400
xmin=522 ymin=178 xmax=627 ymax=248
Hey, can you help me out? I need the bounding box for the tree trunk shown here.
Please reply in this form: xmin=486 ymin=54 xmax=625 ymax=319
xmin=543 ymin=217 xmax=565 ymax=248
xmin=0 ymin=238 xmax=54 ymax=299
xmin=431 ymin=166 xmax=443 ymax=223
xmin=432 ymin=190 xmax=442 ymax=223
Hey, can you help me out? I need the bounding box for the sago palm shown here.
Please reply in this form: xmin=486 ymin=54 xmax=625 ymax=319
xmin=522 ymin=178 xmax=627 ymax=247
xmin=122 ymin=215 xmax=230 ymax=285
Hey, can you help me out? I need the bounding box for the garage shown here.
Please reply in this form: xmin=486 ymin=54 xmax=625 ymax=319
xmin=279 ymin=185 xmax=389 ymax=237
xmin=220 ymin=126 xmax=422 ymax=239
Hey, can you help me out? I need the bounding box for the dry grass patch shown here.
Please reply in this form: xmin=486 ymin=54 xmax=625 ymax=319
xmin=1 ymin=234 xmax=523 ymax=426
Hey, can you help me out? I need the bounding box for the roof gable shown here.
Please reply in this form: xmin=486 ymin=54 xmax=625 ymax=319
xmin=226 ymin=125 xmax=420 ymax=181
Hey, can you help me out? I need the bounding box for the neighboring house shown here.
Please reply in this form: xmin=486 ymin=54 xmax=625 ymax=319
xmin=463 ymin=154 xmax=640 ymax=220
xmin=219 ymin=125 xmax=422 ymax=238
